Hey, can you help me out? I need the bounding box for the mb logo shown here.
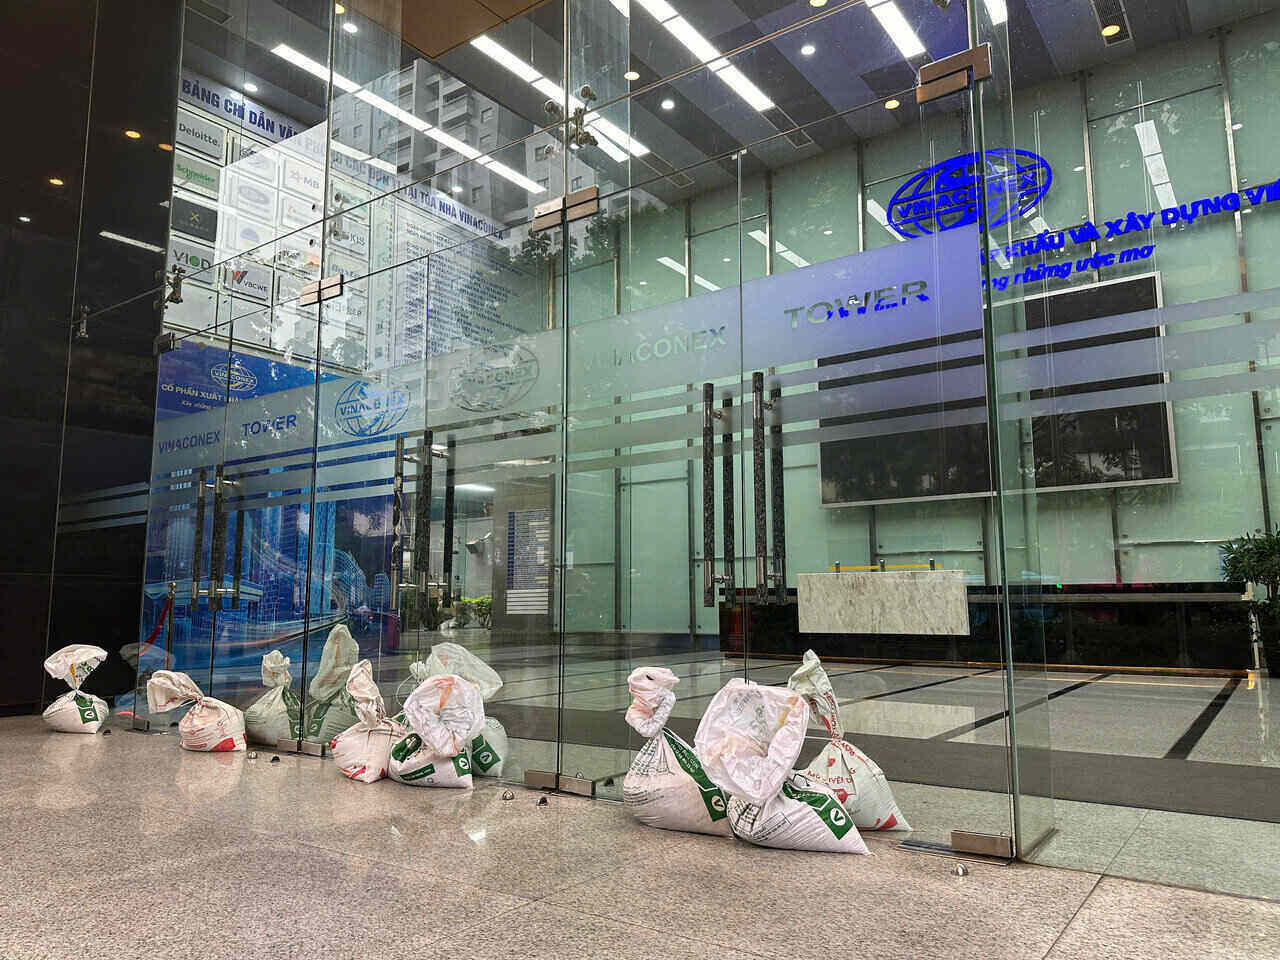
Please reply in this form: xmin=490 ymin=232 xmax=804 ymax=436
xmin=335 ymin=380 xmax=411 ymax=437
xmin=888 ymin=148 xmax=1052 ymax=239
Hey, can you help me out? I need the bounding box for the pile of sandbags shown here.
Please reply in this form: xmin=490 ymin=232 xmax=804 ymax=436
xmin=146 ymin=671 xmax=246 ymax=752
xmin=621 ymin=667 xmax=731 ymax=836
xmin=388 ymin=673 xmax=485 ymax=788
xmin=788 ymin=650 xmax=910 ymax=832
xmin=331 ymin=660 xmax=405 ymax=783
xmin=303 ymin=624 xmax=361 ymax=742
xmin=695 ymin=678 xmax=867 ymax=854
xmin=421 ymin=642 xmax=508 ymax=778
xmin=243 ymin=650 xmax=301 ymax=745
xmin=42 ymin=645 xmax=110 ymax=734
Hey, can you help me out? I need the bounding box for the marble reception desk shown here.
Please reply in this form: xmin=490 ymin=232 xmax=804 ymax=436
xmin=796 ymin=570 xmax=970 ymax=636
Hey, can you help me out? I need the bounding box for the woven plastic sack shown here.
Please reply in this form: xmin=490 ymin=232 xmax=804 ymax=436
xmin=422 ymin=644 xmax=508 ymax=777
xmin=146 ymin=671 xmax=246 ymax=752
xmin=331 ymin=660 xmax=403 ymax=783
xmin=43 ymin=644 xmax=109 ymax=734
xmin=303 ymin=624 xmax=361 ymax=743
xmin=693 ymin=678 xmax=809 ymax=806
xmin=243 ymin=650 xmax=301 ymax=745
xmin=789 ymin=650 xmax=911 ymax=831
xmin=622 ymin=667 xmax=731 ymax=836
xmin=390 ymin=674 xmax=484 ymax=788
xmin=728 ymin=770 xmax=869 ymax=854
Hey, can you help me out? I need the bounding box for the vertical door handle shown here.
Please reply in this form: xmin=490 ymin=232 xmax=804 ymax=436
xmin=769 ymin=382 xmax=786 ymax=604
xmin=208 ymin=464 xmax=227 ymax=605
xmin=752 ymin=372 xmax=768 ymax=604
xmin=702 ymin=383 xmax=716 ymax=607
xmin=442 ymin=437 xmax=456 ymax=607
xmin=391 ymin=435 xmax=404 ymax=611
xmin=190 ymin=467 xmax=207 ymax=605
xmin=414 ymin=430 xmax=434 ymax=591
xmin=721 ymin=395 xmax=736 ymax=600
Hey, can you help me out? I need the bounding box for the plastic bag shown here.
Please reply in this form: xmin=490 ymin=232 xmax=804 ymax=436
xmin=390 ymin=674 xmax=484 ymax=788
xmin=693 ymin=678 xmax=809 ymax=806
xmin=303 ymin=624 xmax=361 ymax=743
xmin=789 ymin=650 xmax=911 ymax=832
xmin=331 ymin=660 xmax=403 ymax=783
xmin=42 ymin=644 xmax=109 ymax=734
xmin=422 ymin=644 xmax=508 ymax=778
xmin=622 ymin=667 xmax=732 ymax=836
xmin=243 ymin=650 xmax=301 ymax=745
xmin=728 ymin=771 xmax=869 ymax=854
xmin=146 ymin=671 xmax=246 ymax=752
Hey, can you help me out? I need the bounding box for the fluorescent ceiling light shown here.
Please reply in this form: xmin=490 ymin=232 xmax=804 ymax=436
xmin=425 ymin=125 xmax=482 ymax=159
xmin=329 ymin=138 xmax=397 ymax=174
xmin=866 ymin=1 xmax=926 ymax=60
xmin=1143 ymin=153 xmax=1170 ymax=185
xmin=342 ymin=21 xmax=358 ymax=33
xmin=1134 ymin=119 xmax=1161 ymax=157
xmin=747 ymin=228 xmax=810 ymax=266
xmin=476 ymin=157 xmax=546 ymax=193
xmin=586 ymin=115 xmax=649 ymax=156
xmin=356 ymin=89 xmax=428 ymax=131
xmin=588 ymin=130 xmax=629 ymax=162
xmin=984 ymin=0 xmax=1008 ymax=26
xmin=665 ymin=16 xmax=721 ymax=63
xmin=456 ymin=483 xmax=495 ymax=493
xmin=470 ymin=35 xmax=541 ymax=83
xmin=988 ymin=246 xmax=1010 ymax=270
xmin=637 ymin=0 xmax=678 ymax=21
xmin=609 ymin=0 xmax=630 ymax=14
xmin=693 ymin=275 xmax=721 ymax=291
xmin=1134 ymin=119 xmax=1176 ymax=209
xmin=243 ymin=82 xmax=259 ymax=93
xmin=272 ymin=44 xmax=359 ymax=92
xmin=656 ymin=255 xmax=686 ymax=275
xmin=1153 ymin=182 xmax=1177 ymax=209
xmin=865 ymin=199 xmax=905 ymax=242
xmin=714 ymin=65 xmax=774 ymax=112
xmin=100 ymin=230 xmax=164 ymax=253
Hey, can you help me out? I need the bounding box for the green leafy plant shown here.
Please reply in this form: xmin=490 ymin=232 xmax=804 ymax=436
xmin=1220 ymin=528 xmax=1280 ymax=675
xmin=461 ymin=595 xmax=492 ymax=629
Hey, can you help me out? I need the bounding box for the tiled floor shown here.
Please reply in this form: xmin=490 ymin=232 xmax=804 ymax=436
xmin=3 ymin=716 xmax=1278 ymax=960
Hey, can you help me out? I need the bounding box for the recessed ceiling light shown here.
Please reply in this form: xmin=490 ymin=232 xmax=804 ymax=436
xmin=800 ymin=43 xmax=816 ymax=56
xmin=124 ymin=129 xmax=141 ymax=139
xmin=334 ymin=3 xmax=345 ymax=12
xmin=661 ymin=98 xmax=675 ymax=110
xmin=809 ymin=0 xmax=826 ymax=6
xmin=639 ymin=280 xmax=647 ymax=285
xmin=624 ymin=70 xmax=640 ymax=81
xmin=49 ymin=177 xmax=65 ymax=186
xmin=1232 ymin=122 xmax=1243 ymax=131
xmin=1101 ymin=23 xmax=1121 ymax=37
xmin=823 ymin=228 xmax=833 ymax=235
xmin=244 ymin=81 xmax=258 ymax=93
xmin=885 ymin=98 xmax=900 ymax=110
xmin=343 ymin=21 xmax=358 ymax=33
xmin=18 ymin=215 xmax=30 ymax=223
xmin=451 ymin=184 xmax=463 ymax=193
xmin=723 ymin=256 xmax=732 ymax=262
xmin=158 ymin=143 xmax=173 ymax=151
xmin=1073 ymin=165 xmax=1084 ymax=171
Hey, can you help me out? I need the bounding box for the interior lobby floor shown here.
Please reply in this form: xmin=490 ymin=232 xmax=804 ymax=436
xmin=3 ymin=715 xmax=1277 ymax=960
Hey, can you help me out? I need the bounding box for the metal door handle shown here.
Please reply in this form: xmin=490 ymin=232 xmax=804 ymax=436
xmin=231 ymin=509 xmax=245 ymax=608
xmin=208 ymin=464 xmax=227 ymax=606
xmin=752 ymin=372 xmax=768 ymax=604
xmin=190 ymin=467 xmax=206 ymax=605
xmin=442 ymin=437 xmax=456 ymax=607
xmin=769 ymin=381 xmax=786 ymax=604
xmin=702 ymin=383 xmax=716 ymax=607
xmin=722 ymin=394 xmax=736 ymax=600
xmin=391 ymin=436 xmax=405 ymax=611
xmin=414 ymin=430 xmax=435 ymax=594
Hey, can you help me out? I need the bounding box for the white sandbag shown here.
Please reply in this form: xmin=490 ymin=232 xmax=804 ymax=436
xmin=146 ymin=671 xmax=246 ymax=752
xmin=622 ymin=667 xmax=732 ymax=836
xmin=423 ymin=644 xmax=508 ymax=778
xmin=303 ymin=624 xmax=361 ymax=742
xmin=332 ymin=660 xmax=403 ymax=783
xmin=789 ymin=650 xmax=911 ymax=832
xmin=42 ymin=644 xmax=109 ymax=734
xmin=728 ymin=771 xmax=869 ymax=854
xmin=423 ymin=642 xmax=503 ymax=699
xmin=468 ymin=717 xmax=508 ymax=778
xmin=243 ymin=650 xmax=301 ymax=745
xmin=391 ymin=674 xmax=485 ymax=788
xmin=693 ymin=678 xmax=809 ymax=806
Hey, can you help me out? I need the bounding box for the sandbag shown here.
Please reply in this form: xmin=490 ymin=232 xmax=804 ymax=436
xmin=331 ymin=660 xmax=403 ymax=783
xmin=693 ymin=678 xmax=809 ymax=806
xmin=422 ymin=643 xmax=508 ymax=778
xmin=42 ymin=644 xmax=109 ymax=734
xmin=622 ymin=667 xmax=731 ymax=836
xmin=390 ymin=674 xmax=484 ymax=788
xmin=303 ymin=624 xmax=360 ymax=743
xmin=243 ymin=650 xmax=301 ymax=745
xmin=789 ymin=650 xmax=911 ymax=832
xmin=146 ymin=671 xmax=246 ymax=752
xmin=728 ymin=771 xmax=869 ymax=854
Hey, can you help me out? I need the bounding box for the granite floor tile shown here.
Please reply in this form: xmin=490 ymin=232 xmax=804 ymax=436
xmin=1045 ymin=876 xmax=1280 ymax=960
xmin=1025 ymin=798 xmax=1150 ymax=874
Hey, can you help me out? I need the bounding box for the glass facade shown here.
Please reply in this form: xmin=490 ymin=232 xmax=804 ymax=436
xmin=60 ymin=0 xmax=1280 ymax=901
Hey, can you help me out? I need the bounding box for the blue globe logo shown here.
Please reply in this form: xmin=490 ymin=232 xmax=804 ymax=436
xmin=887 ymin=149 xmax=1052 ymax=239
xmin=335 ymin=380 xmax=411 ymax=437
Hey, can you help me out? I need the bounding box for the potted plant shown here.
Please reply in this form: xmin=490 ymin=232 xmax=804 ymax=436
xmin=1220 ymin=529 xmax=1280 ymax=676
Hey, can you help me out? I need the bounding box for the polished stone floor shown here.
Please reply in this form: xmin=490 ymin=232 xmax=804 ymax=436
xmin=3 ymin=715 xmax=1277 ymax=960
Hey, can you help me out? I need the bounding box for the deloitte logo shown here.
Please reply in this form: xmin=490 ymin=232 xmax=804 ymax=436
xmin=209 ymin=360 xmax=258 ymax=393
xmin=888 ymin=149 xmax=1052 ymax=239
xmin=335 ymin=380 xmax=410 ymax=437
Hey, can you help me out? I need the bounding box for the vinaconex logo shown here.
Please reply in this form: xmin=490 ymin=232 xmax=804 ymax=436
xmin=449 ymin=343 xmax=539 ymax=412
xmin=209 ymin=360 xmax=258 ymax=393
xmin=335 ymin=380 xmax=411 ymax=437
xmin=888 ymin=149 xmax=1052 ymax=239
